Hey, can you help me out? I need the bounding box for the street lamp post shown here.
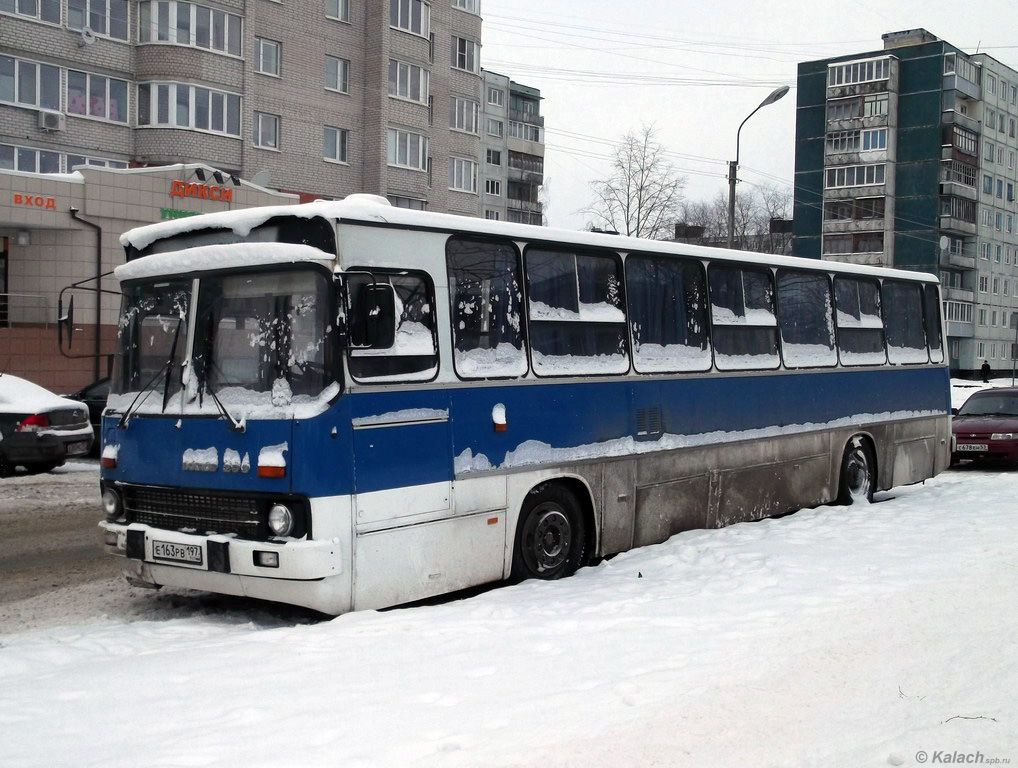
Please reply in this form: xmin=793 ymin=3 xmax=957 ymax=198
xmin=727 ymin=85 xmax=790 ymax=250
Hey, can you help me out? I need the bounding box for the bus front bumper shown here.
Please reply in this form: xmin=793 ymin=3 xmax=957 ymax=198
xmin=100 ymin=521 xmax=349 ymax=613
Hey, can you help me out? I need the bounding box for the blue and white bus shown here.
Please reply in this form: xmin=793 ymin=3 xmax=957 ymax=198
xmin=99 ymin=195 xmax=951 ymax=615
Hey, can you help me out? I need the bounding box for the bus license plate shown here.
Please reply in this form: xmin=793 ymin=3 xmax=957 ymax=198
xmin=957 ymin=443 xmax=987 ymax=452
xmin=152 ymin=540 xmax=203 ymax=566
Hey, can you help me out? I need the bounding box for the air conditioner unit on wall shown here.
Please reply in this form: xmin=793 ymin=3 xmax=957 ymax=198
xmin=38 ymin=110 xmax=66 ymax=131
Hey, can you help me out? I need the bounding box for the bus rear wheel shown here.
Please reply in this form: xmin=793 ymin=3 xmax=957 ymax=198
xmin=838 ymin=438 xmax=875 ymax=505
xmin=511 ymin=484 xmax=586 ymax=582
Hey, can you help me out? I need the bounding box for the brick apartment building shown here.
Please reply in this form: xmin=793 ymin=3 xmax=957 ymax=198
xmin=1 ymin=0 xmax=546 ymax=389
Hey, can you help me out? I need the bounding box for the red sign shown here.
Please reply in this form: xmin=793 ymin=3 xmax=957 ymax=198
xmin=170 ymin=180 xmax=233 ymax=202
xmin=13 ymin=193 xmax=57 ymax=209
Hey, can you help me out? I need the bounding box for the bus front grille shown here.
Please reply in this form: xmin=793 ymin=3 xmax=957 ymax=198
xmin=122 ymin=486 xmax=264 ymax=538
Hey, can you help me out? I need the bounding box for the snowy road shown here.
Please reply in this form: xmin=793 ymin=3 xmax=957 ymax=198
xmin=1 ymin=464 xmax=1016 ymax=767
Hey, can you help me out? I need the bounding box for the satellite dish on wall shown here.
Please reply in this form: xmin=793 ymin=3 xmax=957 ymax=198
xmin=79 ymin=27 xmax=96 ymax=46
xmin=251 ymin=169 xmax=271 ymax=188
xmin=939 ymin=236 xmax=950 ymax=253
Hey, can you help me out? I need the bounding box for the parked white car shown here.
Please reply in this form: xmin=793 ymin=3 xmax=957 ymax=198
xmin=0 ymin=374 xmax=94 ymax=476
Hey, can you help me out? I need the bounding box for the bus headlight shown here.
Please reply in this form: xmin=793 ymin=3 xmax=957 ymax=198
xmin=102 ymin=488 xmax=121 ymax=520
xmin=991 ymin=433 xmax=1014 ymax=440
xmin=268 ymin=504 xmax=294 ymax=537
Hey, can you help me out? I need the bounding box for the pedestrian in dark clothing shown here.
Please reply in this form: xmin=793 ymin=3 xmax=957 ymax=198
xmin=981 ymin=360 xmax=991 ymax=383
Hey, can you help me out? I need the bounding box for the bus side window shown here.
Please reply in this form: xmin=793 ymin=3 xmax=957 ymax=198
xmin=834 ymin=276 xmax=885 ymax=365
xmin=347 ymin=271 xmax=438 ymax=383
xmin=525 ymin=247 xmax=629 ymax=376
xmin=446 ymin=236 xmax=528 ymax=379
xmin=776 ymin=270 xmax=836 ymax=368
xmin=882 ymin=280 xmax=929 ymax=364
xmin=626 ymin=255 xmax=710 ymax=373
xmin=924 ymin=284 xmax=945 ymax=363
xmin=708 ymin=265 xmax=779 ymax=370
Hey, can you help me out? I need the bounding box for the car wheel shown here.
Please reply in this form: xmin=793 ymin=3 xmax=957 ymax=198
xmin=838 ymin=438 xmax=875 ymax=505
xmin=511 ymin=483 xmax=586 ymax=582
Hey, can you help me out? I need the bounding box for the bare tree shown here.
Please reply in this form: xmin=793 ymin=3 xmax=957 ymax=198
xmin=675 ymin=183 xmax=792 ymax=254
xmin=583 ymin=125 xmax=686 ymax=239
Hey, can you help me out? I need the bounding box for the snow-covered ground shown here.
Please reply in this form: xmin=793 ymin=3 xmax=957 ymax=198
xmin=1 ymin=469 xmax=1015 ymax=766
xmin=1 ymin=382 xmax=1016 ymax=767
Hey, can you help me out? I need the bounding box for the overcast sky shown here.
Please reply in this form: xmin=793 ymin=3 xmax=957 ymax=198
xmin=481 ymin=0 xmax=1018 ymax=231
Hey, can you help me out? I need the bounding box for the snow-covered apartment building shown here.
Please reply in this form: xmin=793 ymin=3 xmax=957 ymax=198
xmin=793 ymin=29 xmax=1018 ymax=376
xmin=1 ymin=0 xmax=545 ymax=389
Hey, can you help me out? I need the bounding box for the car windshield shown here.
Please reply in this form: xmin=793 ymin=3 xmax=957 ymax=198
xmin=112 ymin=268 xmax=337 ymax=417
xmin=957 ymin=394 xmax=1018 ymax=417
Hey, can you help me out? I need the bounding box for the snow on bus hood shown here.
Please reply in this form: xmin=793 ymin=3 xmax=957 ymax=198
xmin=115 ymin=242 xmax=334 ymax=282
xmin=107 ymin=381 xmax=340 ymax=423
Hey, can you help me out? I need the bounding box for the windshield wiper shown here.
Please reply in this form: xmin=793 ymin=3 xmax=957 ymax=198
xmin=117 ymin=317 xmax=184 ymax=430
xmin=201 ymin=376 xmax=245 ymax=432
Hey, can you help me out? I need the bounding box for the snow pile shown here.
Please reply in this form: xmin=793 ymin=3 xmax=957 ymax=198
xmin=0 ymin=374 xmax=82 ymax=412
xmin=1 ymin=470 xmax=1016 ymax=767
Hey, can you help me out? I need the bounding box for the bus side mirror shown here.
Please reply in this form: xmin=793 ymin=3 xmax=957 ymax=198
xmin=58 ymin=295 xmax=75 ymax=350
xmin=350 ymin=283 xmax=396 ymax=349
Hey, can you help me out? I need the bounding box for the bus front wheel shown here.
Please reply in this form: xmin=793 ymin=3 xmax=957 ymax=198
xmin=511 ymin=484 xmax=586 ymax=582
xmin=838 ymin=438 xmax=875 ymax=505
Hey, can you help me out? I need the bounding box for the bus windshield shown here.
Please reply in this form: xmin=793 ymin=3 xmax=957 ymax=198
xmin=112 ymin=267 xmax=336 ymax=415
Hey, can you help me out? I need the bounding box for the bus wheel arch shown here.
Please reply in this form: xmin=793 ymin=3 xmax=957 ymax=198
xmin=510 ymin=478 xmax=594 ymax=582
xmin=837 ymin=434 xmax=877 ymax=505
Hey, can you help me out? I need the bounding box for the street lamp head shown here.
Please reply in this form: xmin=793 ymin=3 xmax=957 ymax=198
xmin=759 ymin=85 xmax=790 ymax=108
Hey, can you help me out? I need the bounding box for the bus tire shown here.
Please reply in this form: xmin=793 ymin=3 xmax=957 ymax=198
xmin=837 ymin=437 xmax=876 ymax=505
xmin=511 ymin=483 xmax=586 ymax=582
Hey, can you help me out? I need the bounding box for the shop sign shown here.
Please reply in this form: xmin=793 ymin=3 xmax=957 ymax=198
xmin=12 ymin=193 xmax=57 ymax=209
xmin=161 ymin=207 xmax=200 ymax=220
xmin=169 ymin=180 xmax=233 ymax=202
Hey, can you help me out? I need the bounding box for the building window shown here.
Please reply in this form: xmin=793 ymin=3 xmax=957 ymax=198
xmin=823 ymin=197 xmax=884 ymax=220
xmin=984 ymin=175 xmax=994 ymax=194
xmin=826 ymin=130 xmax=859 ymax=153
xmin=996 ymin=213 xmax=1004 ymax=231
xmin=325 ymin=0 xmax=349 ymax=21
xmin=452 ymin=0 xmax=479 ymax=12
xmin=822 ymin=232 xmax=884 ymax=254
xmin=388 ymin=60 xmax=428 ymax=103
xmin=138 ymin=82 xmax=241 ymax=136
xmin=484 ymin=209 xmax=499 ymax=220
xmin=996 ymin=245 xmax=1003 ymax=262
xmin=862 ymin=93 xmax=888 ymax=116
xmin=861 ymin=128 xmax=887 ymax=151
xmin=987 ymin=74 xmax=997 ymax=95
xmin=68 ymin=0 xmax=128 ymax=40
xmin=984 ymin=140 xmax=995 ymax=162
xmin=326 ymin=56 xmax=350 ymax=93
xmin=997 ymin=180 xmax=1004 ymax=199
xmin=993 ymin=277 xmax=1000 ymax=295
xmin=324 ymin=126 xmax=348 ymax=163
xmin=451 ymin=36 xmax=479 ymax=73
xmin=486 ymin=149 xmax=501 ymax=165
xmin=138 ymin=1 xmax=242 ymax=56
xmin=508 ymin=120 xmax=540 ymax=142
xmin=825 ymin=164 xmax=885 ymax=189
xmin=3 ymin=0 xmax=61 ymax=23
xmin=253 ymin=112 xmax=279 ymax=149
xmin=387 ymin=128 xmax=428 ymax=170
xmin=941 ymin=160 xmax=977 ymax=187
xmin=449 ymin=156 xmax=477 ymax=193
xmin=487 ymin=118 xmax=503 ymax=137
xmin=979 ymin=275 xmax=988 ymax=293
xmin=981 ymin=242 xmax=991 ymax=260
xmin=986 ymin=109 xmax=997 ymax=130
xmin=387 ymin=195 xmax=426 ymax=209
xmin=0 ymin=143 xmax=61 ymax=173
xmin=66 ymin=70 xmax=128 ymax=122
xmin=255 ymin=38 xmax=280 ymax=76
xmin=979 ymin=309 xmax=987 ymax=326
xmin=941 ymin=196 xmax=976 ymax=223
xmin=0 ymin=56 xmax=60 ymax=110
xmin=450 ymin=96 xmax=478 ymax=133
xmin=977 ymin=342 xmax=985 ymax=358
xmin=487 ymin=86 xmax=503 ymax=107
xmin=945 ymin=301 xmax=973 ymax=324
xmin=485 ymin=179 xmax=500 ymax=196
xmin=389 ymin=0 xmax=429 ymax=36
xmin=827 ymin=56 xmax=890 ymax=87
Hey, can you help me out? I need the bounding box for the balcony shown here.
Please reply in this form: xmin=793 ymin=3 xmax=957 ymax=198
xmin=939 ymin=251 xmax=976 ymax=271
xmin=509 ymin=108 xmax=544 ymax=127
xmin=941 ymin=109 xmax=980 ymax=134
xmin=943 ymin=73 xmax=980 ymax=101
xmin=946 ymin=320 xmax=974 ymax=339
xmin=508 ymin=199 xmax=542 ymax=214
xmin=508 ymin=166 xmax=543 ymax=185
xmin=943 ymin=285 xmax=975 ymax=303
xmin=939 ymin=215 xmax=977 ymax=235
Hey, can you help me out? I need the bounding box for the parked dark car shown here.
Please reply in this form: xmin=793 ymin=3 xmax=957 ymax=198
xmin=952 ymin=387 xmax=1018 ymax=465
xmin=0 ymin=374 xmax=94 ymax=476
xmin=65 ymin=376 xmax=110 ymax=450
